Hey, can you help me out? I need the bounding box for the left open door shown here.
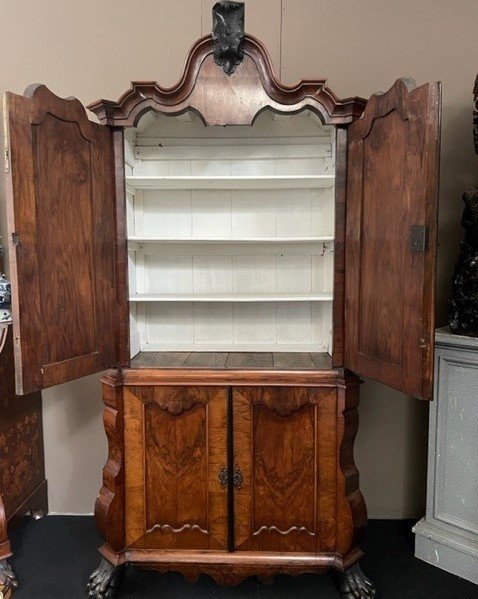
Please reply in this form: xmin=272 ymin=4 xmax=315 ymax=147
xmin=3 ymin=84 xmax=118 ymax=395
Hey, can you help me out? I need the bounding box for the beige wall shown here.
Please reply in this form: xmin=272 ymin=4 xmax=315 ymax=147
xmin=0 ymin=0 xmax=476 ymax=516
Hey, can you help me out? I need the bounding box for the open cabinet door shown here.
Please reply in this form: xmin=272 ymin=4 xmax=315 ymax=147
xmin=3 ymin=85 xmax=118 ymax=395
xmin=345 ymin=78 xmax=441 ymax=400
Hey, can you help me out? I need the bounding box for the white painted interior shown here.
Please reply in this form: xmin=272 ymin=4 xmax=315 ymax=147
xmin=125 ymin=109 xmax=336 ymax=355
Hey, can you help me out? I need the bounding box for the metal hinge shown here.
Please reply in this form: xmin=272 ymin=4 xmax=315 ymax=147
xmin=410 ymin=225 xmax=429 ymax=253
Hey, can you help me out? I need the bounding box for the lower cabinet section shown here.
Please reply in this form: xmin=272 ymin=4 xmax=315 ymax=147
xmin=95 ymin=369 xmax=366 ymax=588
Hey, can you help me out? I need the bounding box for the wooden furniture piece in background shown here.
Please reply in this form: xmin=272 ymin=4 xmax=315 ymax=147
xmin=2 ymin=3 xmax=441 ymax=598
xmin=414 ymin=328 xmax=478 ymax=584
xmin=0 ymin=326 xmax=47 ymax=595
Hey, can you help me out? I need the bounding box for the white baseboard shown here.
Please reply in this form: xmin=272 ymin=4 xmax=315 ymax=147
xmin=414 ymin=518 xmax=478 ymax=586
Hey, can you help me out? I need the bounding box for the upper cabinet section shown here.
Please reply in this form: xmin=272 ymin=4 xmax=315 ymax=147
xmin=345 ymin=79 xmax=441 ymax=400
xmin=3 ymin=85 xmax=118 ymax=394
xmin=87 ymin=35 xmax=366 ymax=127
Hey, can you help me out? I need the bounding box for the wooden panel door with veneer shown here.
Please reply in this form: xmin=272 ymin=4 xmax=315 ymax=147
xmin=124 ymin=386 xmax=228 ymax=551
xmin=233 ymin=386 xmax=338 ymax=553
xmin=3 ymin=84 xmax=118 ymax=395
xmin=345 ymin=78 xmax=441 ymax=400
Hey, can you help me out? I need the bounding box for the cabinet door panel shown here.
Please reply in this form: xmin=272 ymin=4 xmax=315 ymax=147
xmin=345 ymin=78 xmax=441 ymax=400
xmin=233 ymin=386 xmax=338 ymax=553
xmin=124 ymin=386 xmax=228 ymax=550
xmin=3 ymin=84 xmax=117 ymax=394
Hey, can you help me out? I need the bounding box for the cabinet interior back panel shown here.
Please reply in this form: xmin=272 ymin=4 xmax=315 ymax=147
xmin=126 ymin=110 xmax=336 ymax=355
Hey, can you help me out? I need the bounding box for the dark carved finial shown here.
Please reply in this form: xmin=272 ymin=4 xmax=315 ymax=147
xmin=212 ymin=1 xmax=245 ymax=76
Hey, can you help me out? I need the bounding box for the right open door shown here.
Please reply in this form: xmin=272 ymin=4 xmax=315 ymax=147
xmin=345 ymin=78 xmax=441 ymax=400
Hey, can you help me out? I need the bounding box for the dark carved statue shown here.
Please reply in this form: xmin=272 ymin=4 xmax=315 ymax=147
xmin=473 ymin=74 xmax=478 ymax=154
xmin=212 ymin=1 xmax=245 ymax=76
xmin=448 ymin=74 xmax=478 ymax=336
xmin=448 ymin=188 xmax=478 ymax=335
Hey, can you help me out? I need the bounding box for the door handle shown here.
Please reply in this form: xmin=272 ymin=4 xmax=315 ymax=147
xmin=218 ymin=465 xmax=243 ymax=490
xmin=218 ymin=465 xmax=228 ymax=487
xmin=232 ymin=466 xmax=243 ymax=490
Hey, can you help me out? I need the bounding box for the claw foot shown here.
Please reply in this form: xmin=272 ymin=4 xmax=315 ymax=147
xmin=29 ymin=510 xmax=45 ymax=521
xmin=0 ymin=559 xmax=17 ymax=597
xmin=332 ymin=563 xmax=376 ymax=599
xmin=87 ymin=559 xmax=124 ymax=599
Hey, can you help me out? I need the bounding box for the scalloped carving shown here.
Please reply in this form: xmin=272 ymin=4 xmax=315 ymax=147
xmin=23 ymin=83 xmax=97 ymax=141
xmin=146 ymin=523 xmax=209 ymax=535
xmin=130 ymin=385 xmax=222 ymax=416
xmin=253 ymin=525 xmax=315 ymax=537
xmin=87 ymin=35 xmax=366 ymax=127
xmin=240 ymin=385 xmax=317 ymax=417
xmin=351 ymin=77 xmax=421 ymax=140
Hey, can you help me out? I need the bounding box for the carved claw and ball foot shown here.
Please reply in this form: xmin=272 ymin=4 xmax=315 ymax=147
xmin=87 ymin=559 xmax=124 ymax=599
xmin=332 ymin=564 xmax=376 ymax=599
xmin=30 ymin=509 xmax=45 ymax=521
xmin=0 ymin=559 xmax=17 ymax=596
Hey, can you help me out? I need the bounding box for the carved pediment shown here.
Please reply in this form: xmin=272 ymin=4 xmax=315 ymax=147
xmin=88 ymin=35 xmax=366 ymax=127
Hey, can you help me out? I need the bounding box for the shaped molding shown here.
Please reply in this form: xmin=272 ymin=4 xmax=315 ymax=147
xmin=129 ymin=385 xmax=221 ymax=416
xmin=253 ymin=525 xmax=315 ymax=537
xmin=87 ymin=35 xmax=366 ymax=127
xmin=350 ymin=77 xmax=424 ymax=140
xmin=21 ymin=84 xmax=98 ymax=141
xmin=95 ymin=370 xmax=125 ymax=554
xmin=146 ymin=523 xmax=209 ymax=535
xmin=335 ymin=381 xmax=367 ymax=558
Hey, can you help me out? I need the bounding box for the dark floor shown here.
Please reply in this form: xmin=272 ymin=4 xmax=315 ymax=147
xmin=8 ymin=517 xmax=478 ymax=598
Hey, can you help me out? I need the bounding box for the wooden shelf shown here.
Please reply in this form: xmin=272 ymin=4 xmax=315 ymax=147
xmin=125 ymin=175 xmax=335 ymax=190
xmin=131 ymin=351 xmax=332 ymax=370
xmin=129 ymin=292 xmax=333 ymax=303
xmin=128 ymin=236 xmax=335 ymax=244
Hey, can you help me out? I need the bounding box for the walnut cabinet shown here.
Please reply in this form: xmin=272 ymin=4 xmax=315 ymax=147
xmin=2 ymin=16 xmax=440 ymax=599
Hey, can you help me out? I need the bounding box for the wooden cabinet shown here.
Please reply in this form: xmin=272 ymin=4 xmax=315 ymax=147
xmin=1 ymin=4 xmax=441 ymax=598
xmin=95 ymin=370 xmax=365 ymax=591
xmin=0 ymin=328 xmax=47 ymax=593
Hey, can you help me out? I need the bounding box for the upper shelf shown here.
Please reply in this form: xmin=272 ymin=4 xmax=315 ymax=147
xmin=125 ymin=175 xmax=335 ymax=191
xmin=127 ymin=236 xmax=335 ymax=244
xmin=129 ymin=292 xmax=334 ymax=303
